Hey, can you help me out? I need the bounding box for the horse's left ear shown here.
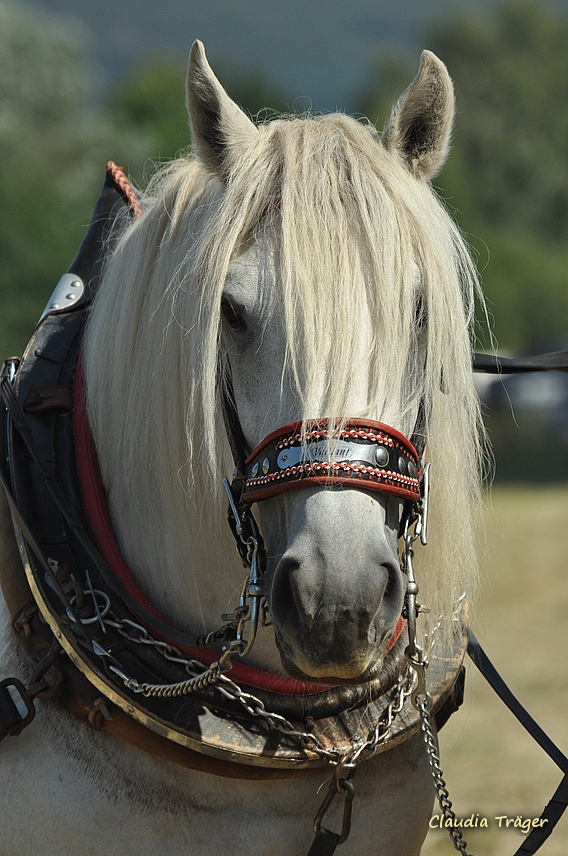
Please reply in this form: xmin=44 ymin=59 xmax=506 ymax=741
xmin=382 ymin=51 xmax=454 ymax=181
xmin=187 ymin=40 xmax=258 ymax=181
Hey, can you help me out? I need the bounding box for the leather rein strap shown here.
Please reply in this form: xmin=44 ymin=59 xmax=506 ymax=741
xmin=467 ymin=631 xmax=568 ymax=856
xmin=473 ymin=351 xmax=568 ymax=373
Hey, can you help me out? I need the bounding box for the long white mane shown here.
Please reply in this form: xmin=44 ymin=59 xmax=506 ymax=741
xmin=84 ymin=110 xmax=484 ymax=651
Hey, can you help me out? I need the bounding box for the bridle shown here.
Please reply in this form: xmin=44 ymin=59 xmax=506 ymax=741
xmin=220 ymin=411 xmax=425 ymax=665
xmin=213 ymin=381 xmax=469 ymax=855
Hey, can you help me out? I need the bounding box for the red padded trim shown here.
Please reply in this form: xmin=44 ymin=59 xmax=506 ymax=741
xmin=244 ymin=475 xmax=421 ymax=505
xmin=388 ymin=615 xmax=405 ymax=652
xmin=245 ymin=418 xmax=419 ymax=465
xmin=73 ymin=363 xmax=404 ymax=694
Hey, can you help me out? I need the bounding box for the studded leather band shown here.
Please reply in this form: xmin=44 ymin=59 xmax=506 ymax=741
xmin=242 ymin=419 xmax=422 ymax=504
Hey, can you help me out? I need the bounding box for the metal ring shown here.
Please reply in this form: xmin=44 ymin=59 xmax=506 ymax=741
xmin=66 ymin=589 xmax=111 ymax=624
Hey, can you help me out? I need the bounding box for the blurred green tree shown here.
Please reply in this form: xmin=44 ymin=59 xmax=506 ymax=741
xmin=0 ymin=1 xmax=108 ymax=358
xmin=217 ymin=66 xmax=292 ymax=118
xmin=358 ymin=0 xmax=568 ymax=351
xmin=107 ymin=58 xmax=190 ymax=180
xmin=0 ymin=4 xmax=293 ymax=360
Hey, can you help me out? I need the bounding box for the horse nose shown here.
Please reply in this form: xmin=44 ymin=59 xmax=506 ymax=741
xmin=270 ymin=545 xmax=403 ymax=680
xmin=273 ymin=550 xmax=389 ymax=629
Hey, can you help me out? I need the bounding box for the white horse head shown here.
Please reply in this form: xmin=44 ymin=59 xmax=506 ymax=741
xmin=84 ymin=41 xmax=483 ymax=687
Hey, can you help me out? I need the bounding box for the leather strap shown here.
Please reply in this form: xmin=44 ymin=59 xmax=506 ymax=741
xmin=473 ymin=351 xmax=568 ymax=373
xmin=514 ymin=775 xmax=568 ymax=856
xmin=467 ymin=631 xmax=568 ymax=855
xmin=306 ymin=829 xmax=341 ymax=856
xmin=242 ymin=419 xmax=421 ymax=505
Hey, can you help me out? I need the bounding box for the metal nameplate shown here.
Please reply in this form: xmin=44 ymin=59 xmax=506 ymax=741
xmin=277 ymin=440 xmax=387 ymax=469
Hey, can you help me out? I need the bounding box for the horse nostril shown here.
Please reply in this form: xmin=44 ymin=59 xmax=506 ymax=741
xmin=271 ymin=553 xmax=402 ymax=632
xmin=270 ymin=555 xmax=301 ymax=620
xmin=383 ymin=560 xmax=404 ymax=603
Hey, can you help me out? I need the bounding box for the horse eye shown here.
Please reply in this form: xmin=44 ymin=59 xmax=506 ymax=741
xmin=221 ymin=298 xmax=247 ymax=331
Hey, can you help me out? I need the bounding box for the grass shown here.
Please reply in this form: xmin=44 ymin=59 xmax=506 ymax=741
xmin=420 ymin=486 xmax=568 ymax=856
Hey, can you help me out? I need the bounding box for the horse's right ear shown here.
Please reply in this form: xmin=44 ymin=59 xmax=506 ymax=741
xmin=187 ymin=40 xmax=258 ymax=182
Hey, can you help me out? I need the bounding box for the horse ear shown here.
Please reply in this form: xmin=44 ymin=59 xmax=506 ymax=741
xmin=187 ymin=40 xmax=258 ymax=181
xmin=382 ymin=51 xmax=454 ymax=181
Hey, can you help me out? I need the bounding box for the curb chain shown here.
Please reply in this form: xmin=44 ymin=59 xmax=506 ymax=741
xmin=416 ymin=694 xmax=472 ymax=856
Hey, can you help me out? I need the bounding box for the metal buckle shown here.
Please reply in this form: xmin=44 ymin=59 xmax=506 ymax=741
xmin=1 ymin=357 xmax=20 ymax=384
xmin=416 ymin=461 xmax=430 ymax=546
xmin=38 ymin=273 xmax=84 ymax=322
xmin=222 ymin=477 xmax=264 ymax=658
xmin=0 ymin=677 xmax=36 ymax=738
xmin=312 ymin=773 xmax=356 ymax=847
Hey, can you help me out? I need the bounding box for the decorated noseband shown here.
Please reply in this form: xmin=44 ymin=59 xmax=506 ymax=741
xmin=242 ymin=418 xmax=421 ymax=504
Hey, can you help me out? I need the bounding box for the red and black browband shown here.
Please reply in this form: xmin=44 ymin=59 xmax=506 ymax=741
xmin=241 ymin=418 xmax=422 ymax=505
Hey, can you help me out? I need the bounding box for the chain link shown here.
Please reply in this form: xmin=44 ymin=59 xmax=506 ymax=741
xmin=415 ymin=694 xmax=473 ymax=856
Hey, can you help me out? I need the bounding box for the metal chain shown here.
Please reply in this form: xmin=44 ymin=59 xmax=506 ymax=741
xmin=98 ymin=612 xmax=415 ymax=764
xmin=108 ymin=654 xmax=230 ymax=698
xmin=402 ymin=496 xmax=473 ymax=856
xmin=46 ymin=531 xmax=413 ymax=763
xmin=103 ymin=617 xmax=247 ymax=697
xmin=415 ymin=693 xmax=473 ymax=856
xmin=94 ymin=478 xmax=266 ymax=700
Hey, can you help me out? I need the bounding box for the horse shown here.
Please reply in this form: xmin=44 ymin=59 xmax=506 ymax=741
xmin=0 ymin=41 xmax=483 ymax=855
